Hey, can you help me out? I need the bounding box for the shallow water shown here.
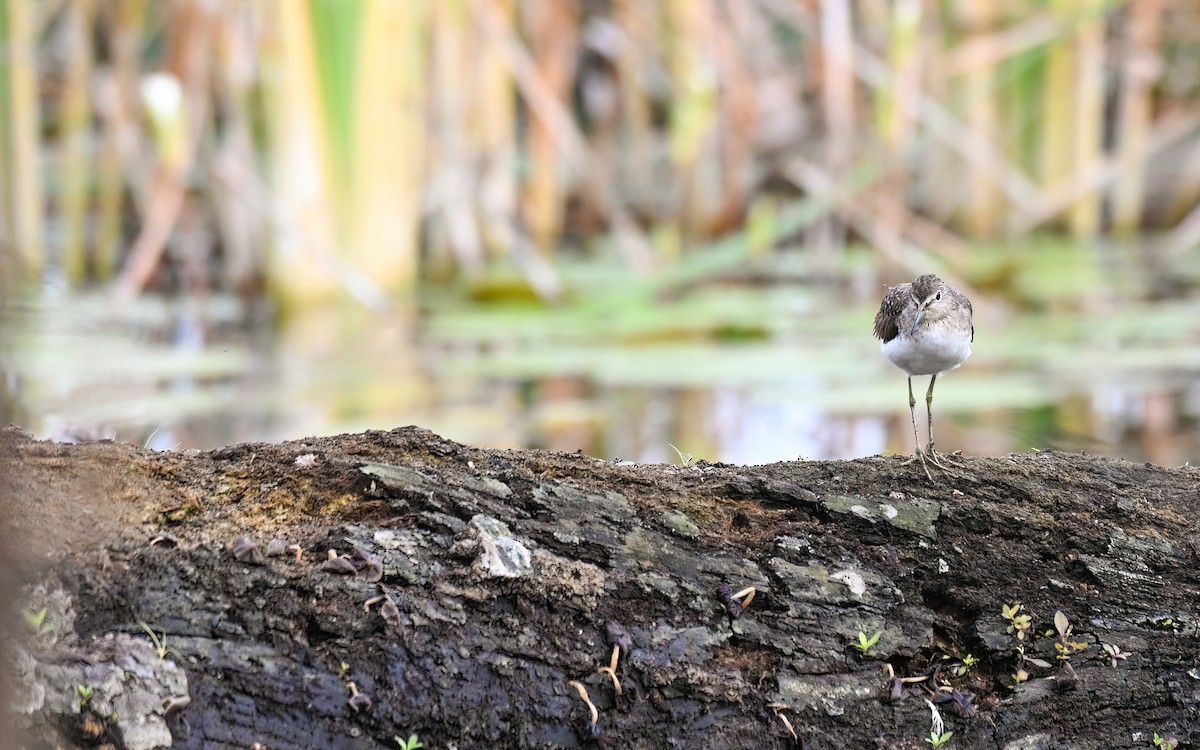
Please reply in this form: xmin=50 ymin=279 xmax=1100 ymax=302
xmin=7 ymin=258 xmax=1200 ymax=467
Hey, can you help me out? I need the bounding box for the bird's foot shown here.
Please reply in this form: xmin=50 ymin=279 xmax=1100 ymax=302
xmin=925 ymin=443 xmax=971 ymax=478
xmin=901 ymin=449 xmax=933 ymax=481
xmin=901 ymin=444 xmax=968 ymax=480
xmin=925 ymin=442 xmax=954 ymax=467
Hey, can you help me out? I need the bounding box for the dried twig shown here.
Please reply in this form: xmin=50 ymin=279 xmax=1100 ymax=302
xmin=567 ymin=679 xmax=599 ymax=728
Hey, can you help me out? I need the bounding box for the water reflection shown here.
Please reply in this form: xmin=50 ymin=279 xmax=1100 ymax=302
xmin=6 ymin=289 xmax=1200 ymax=467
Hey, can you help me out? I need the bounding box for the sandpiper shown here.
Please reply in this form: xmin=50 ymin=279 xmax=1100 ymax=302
xmin=873 ymin=274 xmax=973 ymax=476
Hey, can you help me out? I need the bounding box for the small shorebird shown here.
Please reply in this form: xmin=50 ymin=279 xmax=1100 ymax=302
xmin=873 ymin=274 xmax=973 ymax=476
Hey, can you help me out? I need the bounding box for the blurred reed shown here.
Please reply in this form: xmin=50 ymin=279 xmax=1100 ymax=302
xmin=0 ymin=0 xmax=1195 ymax=305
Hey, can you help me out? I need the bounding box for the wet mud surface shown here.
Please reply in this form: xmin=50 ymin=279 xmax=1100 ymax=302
xmin=2 ymin=425 xmax=1198 ymax=749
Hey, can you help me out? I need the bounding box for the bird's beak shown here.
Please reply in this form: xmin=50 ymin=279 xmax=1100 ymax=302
xmin=910 ymin=306 xmax=925 ymax=335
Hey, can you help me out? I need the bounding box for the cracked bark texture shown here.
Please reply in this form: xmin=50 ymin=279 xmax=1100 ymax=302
xmin=1 ymin=425 xmax=1198 ymax=749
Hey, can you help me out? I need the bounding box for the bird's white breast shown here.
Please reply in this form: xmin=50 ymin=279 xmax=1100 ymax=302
xmin=881 ymin=326 xmax=972 ymax=376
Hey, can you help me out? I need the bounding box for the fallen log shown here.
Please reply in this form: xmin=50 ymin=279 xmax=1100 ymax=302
xmin=1 ymin=424 xmax=1197 ymax=749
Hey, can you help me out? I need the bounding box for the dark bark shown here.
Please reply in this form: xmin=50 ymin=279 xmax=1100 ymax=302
xmin=2 ymin=425 xmax=1198 ymax=749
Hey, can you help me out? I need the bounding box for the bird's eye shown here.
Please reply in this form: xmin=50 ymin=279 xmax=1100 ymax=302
xmin=935 ymin=291 xmax=943 ymax=301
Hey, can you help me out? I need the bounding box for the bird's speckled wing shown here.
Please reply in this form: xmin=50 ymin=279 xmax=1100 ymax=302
xmin=873 ymin=284 xmax=911 ymax=343
xmin=956 ymin=289 xmax=974 ymax=342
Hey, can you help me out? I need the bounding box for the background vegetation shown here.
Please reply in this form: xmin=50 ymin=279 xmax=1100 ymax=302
xmin=0 ymin=0 xmax=1196 ymax=303
xmin=2 ymin=0 xmax=1199 ymax=465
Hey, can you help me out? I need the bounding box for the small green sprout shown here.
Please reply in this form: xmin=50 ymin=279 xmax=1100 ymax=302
xmin=76 ymin=684 xmax=95 ymax=705
xmin=1015 ymin=643 xmax=1052 ymax=671
xmin=668 ymin=444 xmax=696 ymax=466
xmin=338 ymin=661 xmax=351 ymax=678
xmin=1011 ymin=668 xmax=1029 ymax=684
xmin=1156 ymin=617 xmax=1176 ymax=631
xmin=22 ymin=607 xmax=50 ymax=636
xmin=951 ymin=654 xmax=977 ymax=676
xmin=852 ymin=630 xmax=882 ymax=655
xmin=1102 ymin=642 xmax=1129 ymax=668
xmin=1053 ymin=641 xmax=1088 ymax=660
xmin=926 ymin=730 xmax=953 ymax=748
xmin=1001 ymin=603 xmax=1031 ymax=640
xmin=1052 ymin=611 xmax=1088 ymax=660
xmin=1153 ymin=732 xmax=1177 ymax=750
xmin=394 ymin=735 xmax=424 ymax=750
xmin=136 ymin=619 xmax=182 ymax=662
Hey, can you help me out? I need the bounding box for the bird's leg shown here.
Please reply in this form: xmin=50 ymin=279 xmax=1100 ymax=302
xmin=925 ymin=374 xmax=938 ymax=455
xmin=924 ymin=374 xmax=964 ymax=471
xmin=900 ymin=376 xmax=932 ymax=479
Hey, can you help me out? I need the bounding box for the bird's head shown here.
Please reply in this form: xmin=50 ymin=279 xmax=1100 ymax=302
xmin=910 ymin=274 xmax=947 ymax=334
